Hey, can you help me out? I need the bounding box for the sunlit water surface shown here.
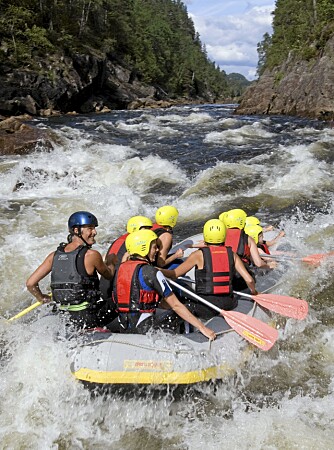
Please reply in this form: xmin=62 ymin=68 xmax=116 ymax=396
xmin=0 ymin=104 xmax=333 ymax=449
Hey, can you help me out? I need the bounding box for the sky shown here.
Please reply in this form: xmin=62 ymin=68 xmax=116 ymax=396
xmin=184 ymin=1 xmax=275 ymax=80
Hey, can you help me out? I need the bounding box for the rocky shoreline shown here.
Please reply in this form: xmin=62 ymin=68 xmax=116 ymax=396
xmin=0 ymin=116 xmax=51 ymax=156
xmin=0 ymin=95 xmax=211 ymax=156
xmin=3 ymin=33 xmax=334 ymax=155
xmin=0 ymin=51 xmax=215 ymax=118
xmin=0 ymin=51 xmax=216 ymax=156
xmin=0 ymin=98 xmax=215 ymax=157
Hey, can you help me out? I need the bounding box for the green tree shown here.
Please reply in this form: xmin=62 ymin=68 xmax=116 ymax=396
xmin=257 ymin=32 xmax=272 ymax=76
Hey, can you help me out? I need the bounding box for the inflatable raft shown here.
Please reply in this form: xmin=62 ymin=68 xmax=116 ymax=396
xmin=71 ymin=234 xmax=276 ymax=386
xmin=71 ymin=299 xmax=271 ymax=385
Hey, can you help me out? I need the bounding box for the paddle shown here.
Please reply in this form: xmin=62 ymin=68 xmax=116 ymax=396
xmin=233 ymin=291 xmax=308 ymax=320
xmin=168 ymin=279 xmax=278 ymax=351
xmin=260 ymin=251 xmax=334 ymax=265
xmin=177 ymin=277 xmax=308 ymax=320
xmin=8 ymin=301 xmax=42 ymax=322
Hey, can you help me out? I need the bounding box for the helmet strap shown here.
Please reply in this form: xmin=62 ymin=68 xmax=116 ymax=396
xmin=73 ymin=226 xmax=92 ymax=248
xmin=79 ymin=235 xmax=91 ymax=248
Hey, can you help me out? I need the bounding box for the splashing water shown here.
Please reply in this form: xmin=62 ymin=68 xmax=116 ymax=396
xmin=0 ymin=105 xmax=333 ymax=448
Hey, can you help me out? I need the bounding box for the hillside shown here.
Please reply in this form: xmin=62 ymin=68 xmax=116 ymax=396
xmin=236 ymin=1 xmax=334 ymax=120
xmin=0 ymin=0 xmax=248 ymax=116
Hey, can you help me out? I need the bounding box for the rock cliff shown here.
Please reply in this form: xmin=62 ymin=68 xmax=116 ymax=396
xmin=235 ymin=36 xmax=334 ymax=120
xmin=0 ymin=53 xmax=171 ymax=118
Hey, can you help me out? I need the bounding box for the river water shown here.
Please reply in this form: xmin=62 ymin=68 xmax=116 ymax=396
xmin=0 ymin=104 xmax=333 ymax=449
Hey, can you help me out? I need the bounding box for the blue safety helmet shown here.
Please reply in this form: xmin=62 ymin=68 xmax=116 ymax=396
xmin=68 ymin=211 xmax=98 ymax=231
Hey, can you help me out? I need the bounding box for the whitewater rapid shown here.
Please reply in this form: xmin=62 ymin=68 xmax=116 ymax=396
xmin=0 ymin=104 xmax=333 ymax=449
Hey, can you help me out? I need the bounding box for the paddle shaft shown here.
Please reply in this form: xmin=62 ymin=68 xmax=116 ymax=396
xmin=178 ymin=278 xmax=308 ymax=320
xmin=170 ymin=279 xmax=222 ymax=313
xmin=260 ymin=251 xmax=334 ymax=263
xmin=8 ymin=301 xmax=42 ymax=321
xmin=168 ymin=278 xmax=278 ymax=351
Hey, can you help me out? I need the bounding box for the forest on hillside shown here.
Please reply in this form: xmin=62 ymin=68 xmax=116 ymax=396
xmin=0 ymin=0 xmax=249 ymax=100
xmin=257 ymin=0 xmax=334 ymax=75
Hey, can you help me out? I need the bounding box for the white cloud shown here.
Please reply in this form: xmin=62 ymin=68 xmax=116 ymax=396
xmin=187 ymin=2 xmax=275 ymax=80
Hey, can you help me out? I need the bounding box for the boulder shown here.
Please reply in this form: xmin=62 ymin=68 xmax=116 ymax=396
xmin=0 ymin=117 xmax=52 ymax=156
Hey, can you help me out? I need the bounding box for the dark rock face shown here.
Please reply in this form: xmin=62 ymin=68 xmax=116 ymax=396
xmin=0 ymin=53 xmax=166 ymax=117
xmin=236 ymin=36 xmax=334 ymax=120
xmin=0 ymin=53 xmax=193 ymax=155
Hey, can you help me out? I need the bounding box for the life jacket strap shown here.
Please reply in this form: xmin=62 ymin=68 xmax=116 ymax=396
xmin=59 ymin=301 xmax=89 ymax=312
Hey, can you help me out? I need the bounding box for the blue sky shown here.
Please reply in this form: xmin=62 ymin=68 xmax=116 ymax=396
xmin=184 ymin=1 xmax=275 ymax=80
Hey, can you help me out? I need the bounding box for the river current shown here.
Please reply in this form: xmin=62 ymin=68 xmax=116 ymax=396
xmin=0 ymin=104 xmax=333 ymax=449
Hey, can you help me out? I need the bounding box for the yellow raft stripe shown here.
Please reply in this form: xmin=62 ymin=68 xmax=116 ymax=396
xmin=73 ymin=364 xmax=235 ymax=385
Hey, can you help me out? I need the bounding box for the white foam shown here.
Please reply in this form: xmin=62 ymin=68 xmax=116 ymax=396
xmin=204 ymin=121 xmax=274 ymax=144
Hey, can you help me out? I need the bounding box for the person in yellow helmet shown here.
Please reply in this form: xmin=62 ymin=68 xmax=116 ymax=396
xmin=222 ymin=208 xmax=277 ymax=290
xmin=112 ymin=229 xmax=216 ymax=339
xmin=245 ymin=224 xmax=286 ymax=257
xmin=161 ymin=219 xmax=257 ymax=319
xmin=99 ymin=215 xmax=152 ymax=304
xmin=152 ymin=205 xmax=184 ymax=267
xmin=245 ymin=216 xmax=285 ymax=247
xmin=245 ymin=224 xmax=270 ymax=255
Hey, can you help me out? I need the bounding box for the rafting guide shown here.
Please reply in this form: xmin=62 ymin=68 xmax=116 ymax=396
xmin=26 ymin=211 xmax=117 ymax=329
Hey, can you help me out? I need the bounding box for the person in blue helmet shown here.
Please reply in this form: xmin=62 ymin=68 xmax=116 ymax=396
xmin=26 ymin=211 xmax=116 ymax=329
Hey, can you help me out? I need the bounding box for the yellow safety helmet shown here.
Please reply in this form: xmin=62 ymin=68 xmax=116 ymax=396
xmin=244 ymin=225 xmax=263 ymax=244
xmin=155 ymin=205 xmax=179 ymax=228
xmin=245 ymin=216 xmax=260 ymax=226
xmin=126 ymin=215 xmax=152 ymax=234
xmin=224 ymin=209 xmax=247 ymax=229
xmin=203 ymin=219 xmax=226 ymax=244
xmin=218 ymin=211 xmax=228 ymax=223
xmin=125 ymin=229 xmax=158 ymax=257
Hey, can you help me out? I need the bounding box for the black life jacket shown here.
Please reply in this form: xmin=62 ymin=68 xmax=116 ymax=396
xmin=224 ymin=229 xmax=251 ymax=264
xmin=113 ymin=259 xmax=159 ymax=313
xmin=152 ymin=223 xmax=172 ymax=238
xmin=258 ymin=242 xmax=270 ymax=255
xmin=151 ymin=223 xmax=174 ymax=267
xmin=195 ymin=246 xmax=234 ymax=296
xmin=51 ymin=244 xmax=100 ymax=305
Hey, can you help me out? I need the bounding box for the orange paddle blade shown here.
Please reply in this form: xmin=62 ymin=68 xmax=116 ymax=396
xmin=222 ymin=310 xmax=278 ymax=351
xmin=302 ymin=251 xmax=334 ymax=265
xmin=254 ymin=293 xmax=308 ymax=320
xmin=168 ymin=279 xmax=278 ymax=351
xmin=234 ymin=291 xmax=308 ymax=320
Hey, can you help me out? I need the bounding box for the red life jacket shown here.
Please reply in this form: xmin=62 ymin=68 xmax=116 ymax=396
xmin=225 ymin=229 xmax=251 ymax=264
xmin=113 ymin=259 xmax=159 ymax=313
xmin=106 ymin=232 xmax=128 ymax=258
xmin=258 ymin=242 xmax=270 ymax=255
xmin=195 ymin=246 xmax=234 ymax=296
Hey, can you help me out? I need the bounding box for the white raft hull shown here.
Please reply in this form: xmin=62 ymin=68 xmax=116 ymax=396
xmin=71 ymin=300 xmax=270 ymax=385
